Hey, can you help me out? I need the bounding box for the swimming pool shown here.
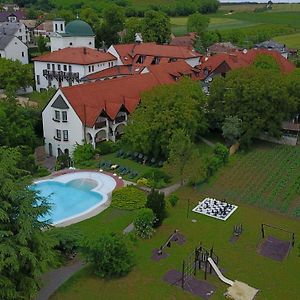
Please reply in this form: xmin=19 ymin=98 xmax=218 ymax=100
xmin=32 ymin=172 xmax=117 ymax=226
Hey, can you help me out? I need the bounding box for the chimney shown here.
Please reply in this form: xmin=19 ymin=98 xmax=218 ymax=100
xmin=83 ymin=47 xmax=87 ymax=55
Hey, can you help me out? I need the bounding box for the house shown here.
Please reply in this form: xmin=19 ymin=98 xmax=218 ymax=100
xmin=169 ymin=33 xmax=196 ymax=49
xmin=0 ymin=32 xmax=28 ymax=64
xmin=33 ymin=47 xmax=117 ymax=91
xmin=42 ymin=61 xmax=201 ymax=157
xmin=107 ymin=42 xmax=201 ymax=67
xmin=0 ymin=10 xmax=25 ymax=23
xmin=20 ymin=19 xmax=37 ymax=43
xmin=207 ymin=42 xmax=238 ymax=55
xmin=254 ymin=40 xmax=289 ymax=58
xmin=0 ymin=22 xmax=30 ymax=44
xmin=34 ymin=20 xmax=53 ymax=37
xmin=50 ymin=18 xmax=95 ymax=52
xmin=197 ymin=49 xmax=295 ymax=94
xmin=2 ymin=3 xmax=20 ymax=12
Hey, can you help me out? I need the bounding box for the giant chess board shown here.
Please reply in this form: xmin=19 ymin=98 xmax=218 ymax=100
xmin=192 ymin=198 xmax=238 ymax=221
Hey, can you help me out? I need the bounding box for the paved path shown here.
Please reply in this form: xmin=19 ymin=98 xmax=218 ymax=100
xmin=35 ymin=258 xmax=85 ymax=300
xmin=199 ymin=136 xmax=215 ymax=148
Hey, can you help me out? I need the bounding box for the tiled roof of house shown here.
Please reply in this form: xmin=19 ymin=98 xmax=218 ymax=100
xmin=207 ymin=42 xmax=238 ymax=54
xmin=32 ymin=47 xmax=117 ymax=65
xmin=112 ymin=42 xmax=201 ymax=65
xmin=170 ymin=33 xmax=196 ymax=49
xmin=198 ymin=49 xmax=295 ymax=78
xmin=0 ymin=22 xmax=21 ymax=36
xmin=35 ymin=20 xmax=53 ymax=33
xmin=60 ymin=61 xmax=201 ymax=127
xmin=0 ymin=11 xmax=26 ymax=22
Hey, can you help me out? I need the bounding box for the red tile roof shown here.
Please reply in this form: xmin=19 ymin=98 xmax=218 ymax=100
xmin=198 ymin=49 xmax=295 ymax=78
xmin=170 ymin=33 xmax=196 ymax=49
xmin=60 ymin=61 xmax=200 ymax=127
xmin=33 ymin=47 xmax=117 ymax=65
xmin=111 ymin=42 xmax=201 ymax=66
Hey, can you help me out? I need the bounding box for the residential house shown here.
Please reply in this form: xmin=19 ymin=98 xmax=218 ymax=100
xmin=207 ymin=42 xmax=238 ymax=55
xmin=50 ymin=18 xmax=95 ymax=52
xmin=169 ymin=32 xmax=196 ymax=49
xmin=0 ymin=10 xmax=25 ymax=23
xmin=254 ymin=40 xmax=289 ymax=58
xmin=33 ymin=47 xmax=117 ymax=91
xmin=0 ymin=22 xmax=30 ymax=44
xmin=34 ymin=20 xmax=53 ymax=37
xmin=42 ymin=61 xmax=201 ymax=157
xmin=0 ymin=32 xmax=28 ymax=64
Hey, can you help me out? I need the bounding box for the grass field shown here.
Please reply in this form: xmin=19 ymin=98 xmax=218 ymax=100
xmin=219 ymin=3 xmax=300 ymax=12
xmin=49 ymin=143 xmax=300 ymax=300
xmin=274 ymin=32 xmax=300 ymax=49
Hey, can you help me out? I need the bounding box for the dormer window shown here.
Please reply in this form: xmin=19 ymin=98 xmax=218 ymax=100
xmin=136 ymin=55 xmax=145 ymax=64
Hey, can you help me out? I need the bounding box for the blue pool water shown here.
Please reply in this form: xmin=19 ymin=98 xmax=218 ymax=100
xmin=32 ymin=180 xmax=103 ymax=224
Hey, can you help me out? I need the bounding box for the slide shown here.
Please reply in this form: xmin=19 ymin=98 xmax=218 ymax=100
xmin=207 ymin=257 xmax=234 ymax=286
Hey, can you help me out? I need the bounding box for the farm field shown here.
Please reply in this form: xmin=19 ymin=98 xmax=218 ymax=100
xmin=274 ymin=32 xmax=300 ymax=49
xmin=198 ymin=143 xmax=300 ymax=217
xmin=50 ymin=184 xmax=300 ymax=300
xmin=219 ymin=3 xmax=300 ymax=12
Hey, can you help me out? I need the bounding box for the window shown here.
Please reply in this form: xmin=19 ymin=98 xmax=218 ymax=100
xmin=89 ymin=42 xmax=92 ymax=45
xmin=69 ymin=42 xmax=73 ymax=46
xmin=62 ymin=111 xmax=67 ymax=122
xmin=55 ymin=24 xmax=58 ymax=31
xmin=21 ymin=51 xmax=24 ymax=57
xmin=52 ymin=64 xmax=55 ymax=71
xmin=92 ymin=65 xmax=94 ymax=72
xmin=54 ymin=110 xmax=60 ymax=121
xmin=60 ymin=24 xmax=63 ymax=31
xmin=37 ymin=75 xmax=40 ymax=85
xmin=58 ymin=64 xmax=61 ymax=71
xmin=68 ymin=65 xmax=72 ymax=72
xmin=56 ymin=129 xmax=61 ymax=140
xmin=63 ymin=65 xmax=67 ymax=71
xmin=47 ymin=63 xmax=50 ymax=69
xmin=19 ymin=28 xmax=21 ymax=32
xmin=88 ymin=66 xmax=91 ymax=72
xmin=63 ymin=130 xmax=68 ymax=141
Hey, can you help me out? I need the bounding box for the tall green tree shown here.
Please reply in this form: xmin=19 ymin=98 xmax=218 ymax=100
xmin=123 ymin=78 xmax=207 ymax=159
xmin=187 ymin=12 xmax=209 ymax=35
xmin=208 ymin=66 xmax=295 ymax=146
xmin=37 ymin=35 xmax=47 ymax=54
xmin=123 ymin=17 xmax=142 ymax=43
xmin=0 ymin=147 xmax=57 ymax=300
xmin=222 ymin=116 xmax=243 ymax=146
xmin=141 ymin=10 xmax=171 ymax=44
xmin=146 ymin=189 xmax=166 ymax=228
xmin=168 ymin=129 xmax=194 ymax=185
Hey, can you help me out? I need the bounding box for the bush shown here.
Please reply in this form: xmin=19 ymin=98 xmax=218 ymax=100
xmin=35 ymin=166 xmax=51 ymax=177
xmin=96 ymin=141 xmax=118 ymax=155
xmin=206 ymin=156 xmax=222 ymax=178
xmin=73 ymin=143 xmax=95 ymax=164
xmin=111 ymin=186 xmax=147 ymax=210
xmin=82 ymin=232 xmax=135 ymax=278
xmin=137 ymin=177 xmax=149 ymax=186
xmin=134 ymin=208 xmax=156 ymax=239
xmin=146 ymin=189 xmax=166 ymax=227
xmin=213 ymin=143 xmax=229 ymax=164
xmin=168 ymin=194 xmax=179 ymax=207
xmin=50 ymin=228 xmax=83 ymax=258
xmin=55 ymin=154 xmax=70 ymax=170
xmin=142 ymin=168 xmax=171 ymax=189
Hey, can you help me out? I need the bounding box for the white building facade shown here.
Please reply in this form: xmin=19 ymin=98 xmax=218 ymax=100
xmin=50 ymin=19 xmax=95 ymax=52
xmin=0 ymin=35 xmax=28 ymax=64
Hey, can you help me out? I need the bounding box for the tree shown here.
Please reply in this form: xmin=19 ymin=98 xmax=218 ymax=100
xmin=168 ymin=129 xmax=194 ymax=185
xmin=73 ymin=143 xmax=95 ymax=164
xmin=146 ymin=189 xmax=166 ymax=227
xmin=222 ymin=116 xmax=243 ymax=146
xmin=133 ymin=208 xmax=156 ymax=239
xmin=96 ymin=5 xmax=125 ymax=47
xmin=187 ymin=12 xmax=209 ymax=35
xmin=123 ymin=17 xmax=142 ymax=43
xmin=37 ymin=35 xmax=47 ymax=54
xmin=82 ymin=232 xmax=135 ymax=278
xmin=80 ymin=7 xmax=100 ymax=31
xmin=141 ymin=10 xmax=171 ymax=44
xmin=0 ymin=147 xmax=57 ymax=300
xmin=0 ymin=58 xmax=33 ymax=94
xmin=253 ymin=54 xmax=281 ymax=71
xmin=208 ymin=66 xmax=295 ymax=146
xmin=123 ymin=78 xmax=207 ymax=159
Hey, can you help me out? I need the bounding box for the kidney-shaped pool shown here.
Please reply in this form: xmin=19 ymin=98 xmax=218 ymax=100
xmin=31 ymin=172 xmax=117 ymax=226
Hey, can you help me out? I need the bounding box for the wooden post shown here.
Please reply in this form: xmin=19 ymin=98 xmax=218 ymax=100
xmin=204 ymin=257 xmax=208 ymax=280
xmin=292 ymin=233 xmax=295 ymax=247
xmin=261 ymin=224 xmax=265 ymax=239
xmin=181 ymin=260 xmax=185 ymax=289
xmin=186 ymin=198 xmax=190 ymax=219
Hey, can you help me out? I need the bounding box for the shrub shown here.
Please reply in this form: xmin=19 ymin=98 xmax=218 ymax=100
xmin=73 ymin=143 xmax=95 ymax=164
xmin=36 ymin=166 xmax=51 ymax=177
xmin=134 ymin=208 xmax=156 ymax=239
xmin=146 ymin=189 xmax=166 ymax=227
xmin=214 ymin=143 xmax=229 ymax=164
xmin=137 ymin=177 xmax=149 ymax=186
xmin=206 ymin=156 xmax=222 ymax=178
xmin=142 ymin=168 xmax=171 ymax=189
xmin=96 ymin=141 xmax=118 ymax=155
xmin=82 ymin=232 xmax=135 ymax=278
xmin=50 ymin=228 xmax=83 ymax=258
xmin=55 ymin=154 xmax=70 ymax=170
xmin=111 ymin=186 xmax=147 ymax=210
xmin=168 ymin=194 xmax=179 ymax=207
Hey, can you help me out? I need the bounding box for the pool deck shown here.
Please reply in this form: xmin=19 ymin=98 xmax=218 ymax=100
xmin=39 ymin=169 xmax=124 ymax=227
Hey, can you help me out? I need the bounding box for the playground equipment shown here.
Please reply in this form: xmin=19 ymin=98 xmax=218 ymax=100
xmin=261 ymin=223 xmax=295 ymax=247
xmin=158 ymin=230 xmax=179 ymax=255
xmin=233 ymin=224 xmax=243 ymax=237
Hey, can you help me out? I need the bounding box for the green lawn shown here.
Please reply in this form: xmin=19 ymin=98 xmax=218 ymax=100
xmin=50 ymin=143 xmax=300 ymax=300
xmin=274 ymin=32 xmax=300 ymax=49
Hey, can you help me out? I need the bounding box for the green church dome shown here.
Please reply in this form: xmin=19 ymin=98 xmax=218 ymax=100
xmin=64 ymin=19 xmax=94 ymax=37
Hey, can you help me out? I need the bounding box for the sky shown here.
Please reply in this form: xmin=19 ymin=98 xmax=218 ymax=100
xmin=219 ymin=0 xmax=300 ymax=2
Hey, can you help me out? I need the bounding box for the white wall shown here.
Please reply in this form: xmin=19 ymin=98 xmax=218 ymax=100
xmin=50 ymin=35 xmax=95 ymax=52
xmin=42 ymin=89 xmax=85 ymax=157
xmin=107 ymin=45 xmax=124 ymax=66
xmin=1 ymin=36 xmax=28 ymax=64
xmin=185 ymin=57 xmax=200 ymax=67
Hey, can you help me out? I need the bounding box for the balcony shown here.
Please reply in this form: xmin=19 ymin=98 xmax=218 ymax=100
xmin=43 ymin=70 xmax=80 ymax=83
xmin=95 ymin=121 xmax=107 ymax=129
xmin=114 ymin=115 xmax=126 ymax=124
